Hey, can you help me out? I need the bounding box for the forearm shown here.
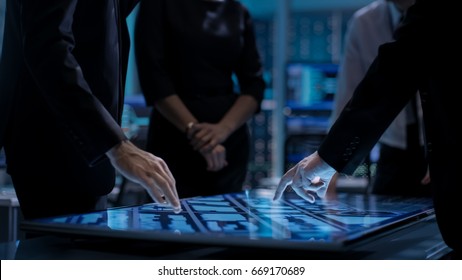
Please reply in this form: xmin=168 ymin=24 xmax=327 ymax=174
xmin=106 ymin=139 xmax=129 ymax=160
xmin=218 ymin=95 xmax=258 ymax=135
xmin=21 ymin=0 xmax=127 ymax=164
xmin=155 ymin=95 xmax=197 ymax=133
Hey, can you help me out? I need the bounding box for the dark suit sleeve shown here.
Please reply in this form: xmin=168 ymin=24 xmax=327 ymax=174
xmin=20 ymin=0 xmax=126 ymax=165
xmin=234 ymin=6 xmax=266 ymax=112
xmin=0 ymin=0 xmax=21 ymax=149
xmin=318 ymin=0 xmax=428 ymax=174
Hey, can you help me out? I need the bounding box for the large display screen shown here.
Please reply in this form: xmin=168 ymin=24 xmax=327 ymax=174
xmin=286 ymin=62 xmax=338 ymax=110
xmin=21 ymin=190 xmax=434 ymax=251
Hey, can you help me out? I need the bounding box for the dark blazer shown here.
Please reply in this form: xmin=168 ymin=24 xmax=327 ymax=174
xmin=0 ymin=0 xmax=138 ymax=200
xmin=318 ymin=0 xmax=461 ymax=251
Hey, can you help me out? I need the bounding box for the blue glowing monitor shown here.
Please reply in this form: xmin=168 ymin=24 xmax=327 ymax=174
xmin=21 ymin=189 xmax=433 ymax=252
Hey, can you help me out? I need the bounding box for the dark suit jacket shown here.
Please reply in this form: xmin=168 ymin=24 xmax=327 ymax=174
xmin=0 ymin=0 xmax=138 ymax=196
xmin=318 ymin=0 xmax=461 ymax=251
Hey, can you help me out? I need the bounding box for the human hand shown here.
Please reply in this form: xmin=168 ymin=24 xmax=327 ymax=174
xmin=106 ymin=140 xmax=181 ymax=213
xmin=200 ymin=144 xmax=228 ymax=171
xmin=324 ymin=172 xmax=339 ymax=201
xmin=187 ymin=122 xmax=230 ymax=153
xmin=273 ymin=151 xmax=337 ymax=203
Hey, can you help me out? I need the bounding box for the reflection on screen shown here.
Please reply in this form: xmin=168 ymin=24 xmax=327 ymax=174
xmin=34 ymin=190 xmax=433 ymax=246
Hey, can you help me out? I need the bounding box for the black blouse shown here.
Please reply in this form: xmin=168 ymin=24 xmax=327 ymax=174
xmin=135 ymin=0 xmax=265 ymax=108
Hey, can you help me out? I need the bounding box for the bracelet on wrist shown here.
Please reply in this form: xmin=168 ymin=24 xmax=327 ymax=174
xmin=185 ymin=121 xmax=196 ymax=134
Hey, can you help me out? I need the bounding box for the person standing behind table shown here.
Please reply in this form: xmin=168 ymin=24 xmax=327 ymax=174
xmin=0 ymin=0 xmax=180 ymax=220
xmin=331 ymin=0 xmax=431 ymax=197
xmin=135 ymin=0 xmax=265 ymax=198
xmin=273 ymin=0 xmax=461 ymax=253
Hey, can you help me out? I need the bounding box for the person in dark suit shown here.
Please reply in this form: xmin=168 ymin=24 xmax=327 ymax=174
xmin=0 ymin=0 xmax=180 ymax=220
xmin=273 ymin=0 xmax=461 ymax=253
xmin=135 ymin=0 xmax=265 ymax=198
xmin=331 ymin=0 xmax=432 ymax=197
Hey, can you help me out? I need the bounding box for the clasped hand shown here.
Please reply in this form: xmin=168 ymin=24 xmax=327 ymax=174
xmin=273 ymin=151 xmax=336 ymax=203
xmin=187 ymin=122 xmax=230 ymax=153
xmin=187 ymin=122 xmax=230 ymax=171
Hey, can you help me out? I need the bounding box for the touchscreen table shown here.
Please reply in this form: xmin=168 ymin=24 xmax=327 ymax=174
xmin=21 ymin=189 xmax=434 ymax=252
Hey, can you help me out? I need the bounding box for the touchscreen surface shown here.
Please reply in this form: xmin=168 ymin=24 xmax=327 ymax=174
xmin=21 ymin=189 xmax=434 ymax=251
